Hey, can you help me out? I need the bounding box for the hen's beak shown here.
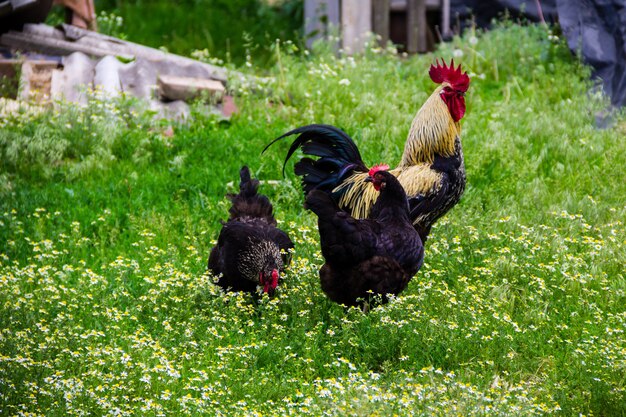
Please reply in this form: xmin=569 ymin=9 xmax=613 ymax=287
xmin=261 ymin=269 xmax=279 ymax=296
xmin=365 ymin=176 xmax=382 ymax=191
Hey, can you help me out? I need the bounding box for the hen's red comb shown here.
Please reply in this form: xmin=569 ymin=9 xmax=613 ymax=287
xmin=429 ymin=59 xmax=470 ymax=92
xmin=368 ymin=163 xmax=389 ymax=177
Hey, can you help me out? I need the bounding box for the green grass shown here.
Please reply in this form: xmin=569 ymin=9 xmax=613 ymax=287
xmin=1 ymin=22 xmax=626 ymax=415
xmin=82 ymin=0 xmax=304 ymax=67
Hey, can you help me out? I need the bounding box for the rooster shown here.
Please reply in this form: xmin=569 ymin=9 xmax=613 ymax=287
xmin=305 ymin=166 xmax=424 ymax=307
xmin=264 ymin=59 xmax=469 ymax=242
xmin=208 ymin=166 xmax=294 ymax=296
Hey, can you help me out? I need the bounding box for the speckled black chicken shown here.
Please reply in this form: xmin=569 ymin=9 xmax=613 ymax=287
xmin=305 ymin=166 xmax=424 ymax=308
xmin=208 ymin=166 xmax=293 ymax=296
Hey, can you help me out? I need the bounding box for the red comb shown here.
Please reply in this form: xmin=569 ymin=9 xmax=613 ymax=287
xmin=429 ymin=59 xmax=470 ymax=92
xmin=368 ymin=163 xmax=389 ymax=177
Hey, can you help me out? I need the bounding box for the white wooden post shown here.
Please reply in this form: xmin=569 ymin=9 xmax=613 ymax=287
xmin=304 ymin=0 xmax=341 ymax=49
xmin=341 ymin=0 xmax=372 ymax=54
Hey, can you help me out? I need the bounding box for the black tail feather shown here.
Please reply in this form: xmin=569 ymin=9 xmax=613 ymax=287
xmin=227 ymin=166 xmax=276 ymax=224
xmin=263 ymin=124 xmax=368 ymax=195
xmin=236 ymin=165 xmax=258 ymax=198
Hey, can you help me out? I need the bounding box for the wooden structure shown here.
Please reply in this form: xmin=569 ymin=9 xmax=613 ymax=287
xmin=1 ymin=23 xmax=231 ymax=82
xmin=157 ymin=75 xmax=225 ymax=102
xmin=0 ymin=23 xmax=243 ymax=120
xmin=304 ymin=0 xmax=450 ymax=54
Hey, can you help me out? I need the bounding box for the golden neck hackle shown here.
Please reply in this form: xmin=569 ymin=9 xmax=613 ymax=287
xmin=400 ymin=85 xmax=460 ymax=167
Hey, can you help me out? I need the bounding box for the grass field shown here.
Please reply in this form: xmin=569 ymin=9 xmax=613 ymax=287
xmin=1 ymin=21 xmax=625 ymax=415
xmin=86 ymin=0 xmax=304 ymax=67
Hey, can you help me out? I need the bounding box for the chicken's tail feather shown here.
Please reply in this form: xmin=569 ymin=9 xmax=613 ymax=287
xmin=264 ymin=124 xmax=368 ymax=195
xmin=227 ymin=166 xmax=276 ymax=224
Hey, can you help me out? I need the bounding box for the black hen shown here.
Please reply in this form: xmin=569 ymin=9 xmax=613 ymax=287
xmin=305 ymin=168 xmax=424 ymax=307
xmin=208 ymin=166 xmax=294 ymax=295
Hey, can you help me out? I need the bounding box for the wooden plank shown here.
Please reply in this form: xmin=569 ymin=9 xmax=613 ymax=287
xmin=391 ymin=0 xmax=439 ymax=9
xmin=342 ymin=0 xmax=372 ymax=54
xmin=417 ymin=0 xmax=428 ymax=52
xmin=157 ymin=74 xmax=225 ymax=102
xmin=0 ymin=24 xmax=234 ymax=83
xmin=407 ymin=0 xmax=427 ymax=53
xmin=57 ymin=24 xmax=230 ymax=82
xmin=441 ymin=0 xmax=451 ymax=38
xmin=11 ymin=0 xmax=38 ymax=9
xmin=372 ymin=0 xmax=390 ymax=46
xmin=1 ymin=31 xmax=133 ymax=60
